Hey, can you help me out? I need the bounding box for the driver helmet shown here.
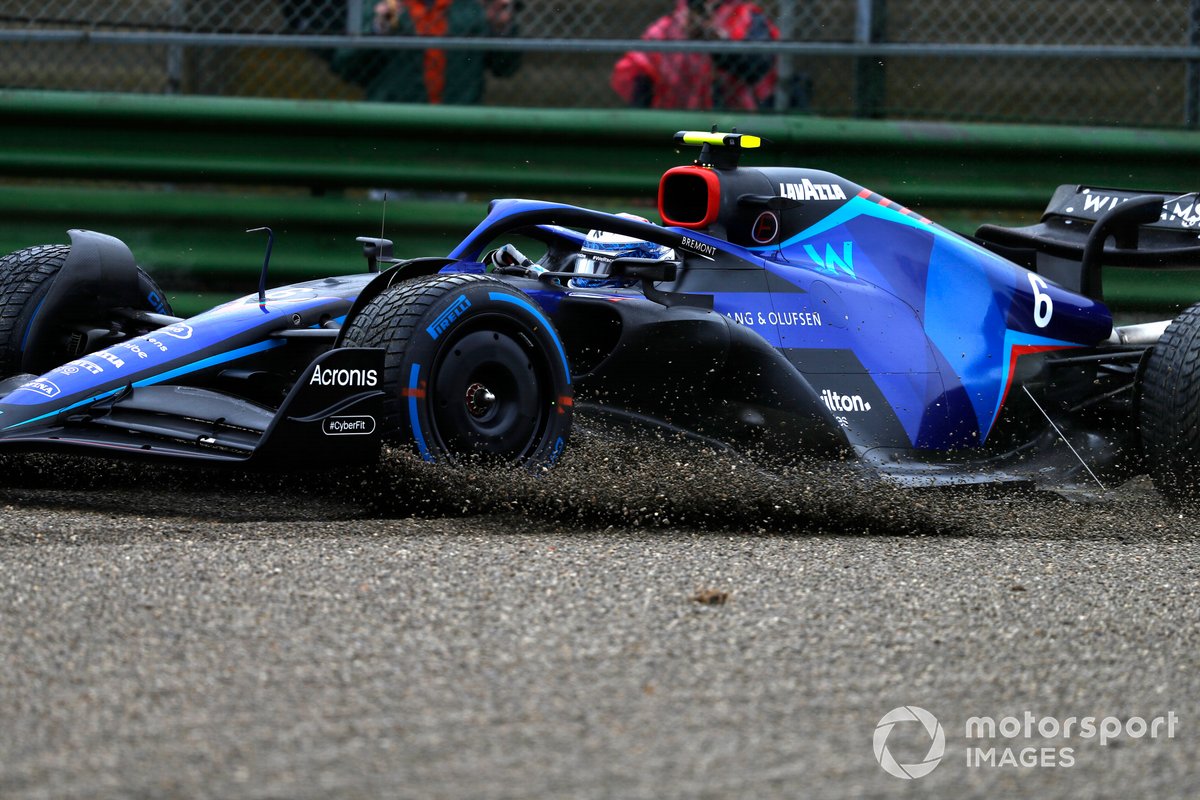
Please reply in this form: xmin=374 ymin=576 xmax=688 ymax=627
xmin=572 ymin=213 xmax=676 ymax=287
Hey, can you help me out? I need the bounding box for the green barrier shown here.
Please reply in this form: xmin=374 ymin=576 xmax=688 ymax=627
xmin=0 ymin=185 xmax=491 ymax=316
xmin=0 ymin=185 xmax=483 ymax=273
xmin=5 ymin=90 xmax=1200 ymax=205
xmin=2 ymin=90 xmax=1200 ymax=312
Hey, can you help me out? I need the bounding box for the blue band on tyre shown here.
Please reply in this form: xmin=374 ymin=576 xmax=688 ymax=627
xmin=408 ymin=362 xmax=433 ymax=462
xmin=487 ymin=292 xmax=571 ymax=385
xmin=19 ymin=295 xmax=47 ymax=352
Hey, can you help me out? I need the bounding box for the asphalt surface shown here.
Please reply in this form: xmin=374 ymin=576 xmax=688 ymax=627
xmin=0 ymin=427 xmax=1197 ymax=799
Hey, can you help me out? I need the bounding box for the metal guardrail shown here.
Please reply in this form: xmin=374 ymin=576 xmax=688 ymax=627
xmin=2 ymin=90 xmax=1199 ymax=314
xmin=4 ymin=30 xmax=1200 ymax=62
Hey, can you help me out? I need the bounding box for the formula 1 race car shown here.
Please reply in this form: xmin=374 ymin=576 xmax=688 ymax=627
xmin=2 ymin=131 xmax=1200 ymax=500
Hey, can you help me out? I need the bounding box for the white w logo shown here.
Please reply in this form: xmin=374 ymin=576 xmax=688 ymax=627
xmin=803 ymin=241 xmax=856 ymax=278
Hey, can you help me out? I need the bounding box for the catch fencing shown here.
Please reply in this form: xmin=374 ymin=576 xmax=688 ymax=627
xmin=0 ymin=0 xmax=1199 ymax=126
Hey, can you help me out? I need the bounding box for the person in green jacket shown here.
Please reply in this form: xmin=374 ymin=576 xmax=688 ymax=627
xmin=333 ymin=0 xmax=521 ymax=105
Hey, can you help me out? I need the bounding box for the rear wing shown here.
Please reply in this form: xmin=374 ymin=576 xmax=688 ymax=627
xmin=975 ymin=185 xmax=1200 ymax=301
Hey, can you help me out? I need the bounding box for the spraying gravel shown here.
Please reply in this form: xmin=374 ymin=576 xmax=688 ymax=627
xmin=0 ymin=425 xmax=1196 ymax=799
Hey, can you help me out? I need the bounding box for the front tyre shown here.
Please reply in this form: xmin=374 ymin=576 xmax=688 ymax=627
xmin=1140 ymin=302 xmax=1200 ymax=503
xmin=341 ymin=273 xmax=572 ymax=470
xmin=0 ymin=243 xmax=173 ymax=378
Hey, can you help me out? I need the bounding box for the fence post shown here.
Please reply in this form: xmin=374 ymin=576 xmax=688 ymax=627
xmin=1188 ymin=0 xmax=1200 ymax=128
xmin=854 ymin=0 xmax=886 ymax=118
xmin=167 ymin=0 xmax=184 ymax=94
xmin=346 ymin=0 xmax=364 ymax=35
xmin=775 ymin=0 xmax=796 ymax=111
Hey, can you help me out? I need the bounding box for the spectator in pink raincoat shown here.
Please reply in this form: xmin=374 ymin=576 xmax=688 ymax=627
xmin=612 ymin=0 xmax=779 ymax=110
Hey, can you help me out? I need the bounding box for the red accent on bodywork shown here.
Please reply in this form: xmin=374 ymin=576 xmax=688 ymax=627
xmin=995 ymin=344 xmax=1075 ymax=420
xmin=859 ymin=188 xmax=931 ymax=224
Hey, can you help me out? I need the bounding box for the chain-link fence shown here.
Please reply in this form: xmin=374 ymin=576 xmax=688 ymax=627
xmin=1 ymin=1 xmax=1198 ymax=127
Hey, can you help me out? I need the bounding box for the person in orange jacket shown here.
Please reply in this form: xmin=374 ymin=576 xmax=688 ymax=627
xmin=333 ymin=0 xmax=521 ymax=105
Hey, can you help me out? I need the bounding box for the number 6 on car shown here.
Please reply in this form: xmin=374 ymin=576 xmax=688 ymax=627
xmin=1028 ymin=272 xmax=1054 ymax=328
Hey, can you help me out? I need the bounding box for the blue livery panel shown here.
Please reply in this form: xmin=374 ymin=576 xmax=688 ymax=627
xmin=743 ymin=188 xmax=1114 ymax=449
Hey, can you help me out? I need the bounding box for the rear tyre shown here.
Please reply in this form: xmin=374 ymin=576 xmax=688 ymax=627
xmin=0 ymin=244 xmax=172 ymax=379
xmin=341 ymin=273 xmax=572 ymax=470
xmin=1140 ymin=302 xmax=1200 ymax=502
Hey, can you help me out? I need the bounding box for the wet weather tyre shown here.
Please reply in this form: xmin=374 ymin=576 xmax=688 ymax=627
xmin=1140 ymin=302 xmax=1200 ymax=503
xmin=0 ymin=244 xmax=173 ymax=378
xmin=341 ymin=273 xmax=572 ymax=470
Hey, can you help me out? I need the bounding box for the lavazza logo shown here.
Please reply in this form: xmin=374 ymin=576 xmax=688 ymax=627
xmin=779 ymin=179 xmax=847 ymax=202
xmin=872 ymin=706 xmax=1179 ymax=780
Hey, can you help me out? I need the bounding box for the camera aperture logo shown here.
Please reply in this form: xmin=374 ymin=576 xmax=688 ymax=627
xmin=873 ymin=706 xmax=946 ymax=780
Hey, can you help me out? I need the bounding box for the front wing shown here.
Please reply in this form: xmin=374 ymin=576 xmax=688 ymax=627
xmin=0 ymin=347 xmax=386 ymax=468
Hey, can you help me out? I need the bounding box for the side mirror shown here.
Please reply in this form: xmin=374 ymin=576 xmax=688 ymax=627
xmin=608 ymin=256 xmax=712 ymax=310
xmin=357 ymin=236 xmax=395 ymax=274
xmin=608 ymin=256 xmax=678 ymax=283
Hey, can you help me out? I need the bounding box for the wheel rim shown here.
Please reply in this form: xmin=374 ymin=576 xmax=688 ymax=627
xmin=429 ymin=325 xmax=552 ymax=463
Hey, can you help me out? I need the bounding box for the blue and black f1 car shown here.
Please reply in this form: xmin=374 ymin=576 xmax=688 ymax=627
xmin=3 ymin=131 xmax=1200 ymax=499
